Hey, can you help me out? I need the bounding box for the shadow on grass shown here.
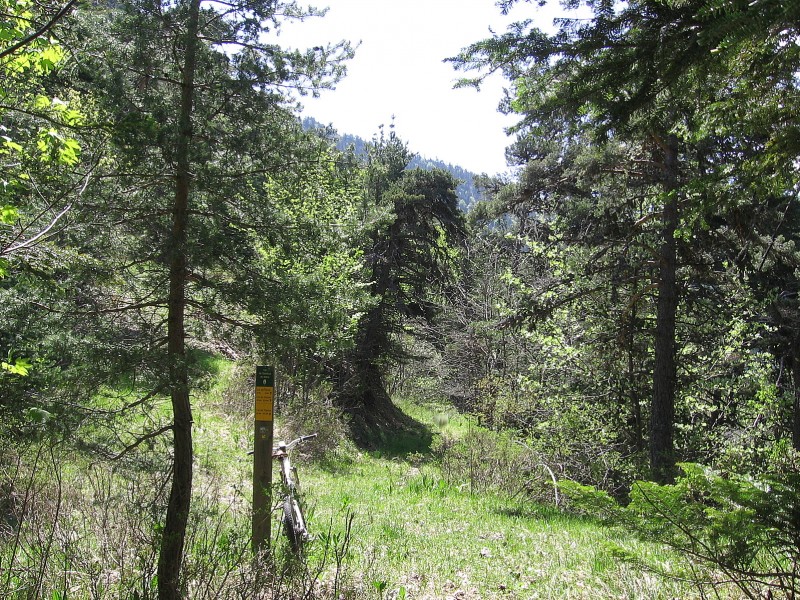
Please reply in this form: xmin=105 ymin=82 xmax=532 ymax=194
xmin=312 ymin=398 xmax=434 ymax=475
xmin=496 ymin=501 xmax=564 ymax=521
xmin=343 ymin=392 xmax=434 ymax=459
xmin=495 ymin=499 xmax=611 ymax=530
xmin=189 ymin=348 xmax=230 ymax=379
xmin=352 ymin=407 xmax=434 ymax=459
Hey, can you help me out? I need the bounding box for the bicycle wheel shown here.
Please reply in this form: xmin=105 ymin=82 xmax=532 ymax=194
xmin=282 ymin=496 xmax=307 ymax=554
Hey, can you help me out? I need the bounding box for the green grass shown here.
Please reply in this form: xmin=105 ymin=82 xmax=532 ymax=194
xmin=282 ymin=402 xmax=704 ymax=599
xmin=297 ymin=460 xmax=697 ymax=599
xmin=95 ymin=370 xmax=737 ymax=598
xmin=1 ymin=367 xmax=732 ymax=599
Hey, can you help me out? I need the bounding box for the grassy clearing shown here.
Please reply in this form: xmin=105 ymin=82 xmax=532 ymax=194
xmin=1 ymin=367 xmax=736 ymax=599
xmin=291 ymin=402 xmax=704 ymax=599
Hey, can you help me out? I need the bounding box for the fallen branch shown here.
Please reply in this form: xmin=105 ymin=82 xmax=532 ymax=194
xmin=516 ymin=440 xmax=560 ymax=507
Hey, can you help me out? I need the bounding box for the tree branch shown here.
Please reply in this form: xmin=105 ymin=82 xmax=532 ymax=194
xmin=0 ymin=0 xmax=79 ymax=61
xmin=110 ymin=424 xmax=173 ymax=461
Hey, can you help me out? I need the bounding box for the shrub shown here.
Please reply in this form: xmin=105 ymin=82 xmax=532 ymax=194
xmin=435 ymin=427 xmax=561 ymax=503
xmin=560 ymin=463 xmax=800 ymax=599
xmin=280 ymin=382 xmax=354 ymax=466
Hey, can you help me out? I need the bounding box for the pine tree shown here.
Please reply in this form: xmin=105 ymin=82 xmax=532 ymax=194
xmin=450 ymin=0 xmax=800 ymax=481
xmin=336 ymin=129 xmax=465 ymax=442
xmin=61 ymin=1 xmax=354 ymax=595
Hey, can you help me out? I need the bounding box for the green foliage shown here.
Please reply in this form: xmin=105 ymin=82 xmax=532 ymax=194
xmin=0 ymin=1 xmax=84 ymax=176
xmin=0 ymin=0 xmax=88 ymax=391
xmin=557 ymin=480 xmax=620 ymax=521
xmin=4 ymin=0 xmax=800 ymax=594
xmin=0 ymin=0 xmax=66 ymax=75
xmin=561 ymin=462 xmax=800 ymax=598
xmin=440 ymin=0 xmax=800 ymax=491
xmin=331 ymin=127 xmax=467 ymax=438
xmin=1 ymin=354 xmax=31 ymax=376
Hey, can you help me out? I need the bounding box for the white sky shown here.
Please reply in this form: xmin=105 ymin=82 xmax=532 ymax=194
xmin=278 ymin=0 xmax=560 ymax=175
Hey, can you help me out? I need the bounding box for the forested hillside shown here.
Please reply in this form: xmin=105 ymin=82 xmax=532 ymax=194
xmin=301 ymin=117 xmax=486 ymax=210
xmin=2 ymin=0 xmax=800 ymax=599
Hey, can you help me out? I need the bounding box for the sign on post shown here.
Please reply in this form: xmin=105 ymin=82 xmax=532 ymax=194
xmin=252 ymin=365 xmax=275 ymax=553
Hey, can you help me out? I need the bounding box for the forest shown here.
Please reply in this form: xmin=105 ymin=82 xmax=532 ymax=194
xmin=2 ymin=0 xmax=800 ymax=598
xmin=300 ymin=118 xmax=485 ymax=211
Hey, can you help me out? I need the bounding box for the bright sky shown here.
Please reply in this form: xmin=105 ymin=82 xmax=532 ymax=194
xmin=279 ymin=1 xmax=558 ymax=175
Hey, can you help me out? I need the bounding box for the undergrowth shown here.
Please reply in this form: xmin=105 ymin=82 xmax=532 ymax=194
xmin=0 ymin=361 xmax=742 ymax=599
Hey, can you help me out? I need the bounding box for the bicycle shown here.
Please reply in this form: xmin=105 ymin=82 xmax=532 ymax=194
xmin=273 ymin=433 xmax=317 ymax=554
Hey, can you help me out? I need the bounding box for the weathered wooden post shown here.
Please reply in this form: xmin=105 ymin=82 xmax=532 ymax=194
xmin=252 ymin=365 xmax=275 ymax=553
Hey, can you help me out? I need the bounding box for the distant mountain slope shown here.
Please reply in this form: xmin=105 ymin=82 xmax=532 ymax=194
xmin=302 ymin=117 xmax=482 ymax=211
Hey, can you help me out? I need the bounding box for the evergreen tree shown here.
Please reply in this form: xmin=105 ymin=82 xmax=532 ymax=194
xmin=336 ymin=129 xmax=465 ymax=442
xmin=450 ymin=0 xmax=800 ymax=482
xmin=55 ymin=1 xmax=355 ymax=595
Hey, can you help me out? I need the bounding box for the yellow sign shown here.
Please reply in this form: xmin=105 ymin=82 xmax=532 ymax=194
xmin=255 ymin=386 xmax=274 ymax=421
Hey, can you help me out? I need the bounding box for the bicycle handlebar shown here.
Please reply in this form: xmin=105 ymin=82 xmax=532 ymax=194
xmin=277 ymin=433 xmax=318 ymax=453
xmin=247 ymin=433 xmax=318 ymax=457
xmin=272 ymin=433 xmax=317 ymax=453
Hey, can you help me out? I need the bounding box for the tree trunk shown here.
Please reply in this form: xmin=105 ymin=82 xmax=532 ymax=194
xmin=627 ymin=308 xmax=644 ymax=454
xmin=650 ymin=133 xmax=679 ymax=484
xmin=792 ymin=340 xmax=800 ymax=451
xmin=343 ymin=307 xmax=408 ymax=440
xmin=157 ymin=1 xmax=200 ymax=597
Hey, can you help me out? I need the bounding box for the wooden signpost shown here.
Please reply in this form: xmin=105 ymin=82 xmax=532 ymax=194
xmin=252 ymin=365 xmax=274 ymax=553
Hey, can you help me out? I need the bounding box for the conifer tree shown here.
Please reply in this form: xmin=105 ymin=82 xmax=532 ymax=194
xmin=337 ymin=129 xmax=465 ymax=441
xmin=61 ymin=1 xmax=354 ymax=595
xmin=450 ymin=0 xmax=800 ymax=482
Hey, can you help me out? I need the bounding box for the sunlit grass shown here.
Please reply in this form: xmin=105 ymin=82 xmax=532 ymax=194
xmin=278 ymin=398 xmax=705 ymax=600
xmin=40 ymin=368 xmax=727 ymax=599
xmin=296 ymin=452 xmax=701 ymax=599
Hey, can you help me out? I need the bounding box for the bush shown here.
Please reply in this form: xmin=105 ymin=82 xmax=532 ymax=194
xmin=629 ymin=463 xmax=800 ymax=598
xmin=560 ymin=462 xmax=800 ymax=598
xmin=435 ymin=427 xmax=561 ymax=504
xmin=280 ymin=382 xmax=353 ymax=466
